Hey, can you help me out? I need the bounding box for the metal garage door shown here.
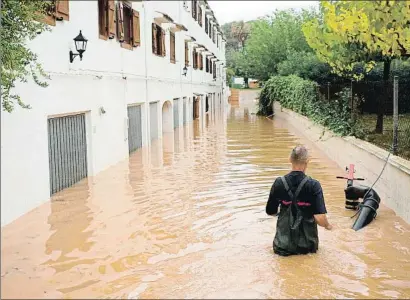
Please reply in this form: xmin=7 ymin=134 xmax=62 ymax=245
xmin=183 ymin=98 xmax=187 ymax=124
xmin=150 ymin=102 xmax=159 ymax=140
xmin=127 ymin=105 xmax=142 ymax=153
xmin=173 ymin=98 xmax=179 ymax=129
xmin=48 ymin=114 xmax=87 ymax=195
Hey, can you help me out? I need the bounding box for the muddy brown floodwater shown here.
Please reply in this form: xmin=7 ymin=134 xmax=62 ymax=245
xmin=2 ymin=90 xmax=410 ymax=299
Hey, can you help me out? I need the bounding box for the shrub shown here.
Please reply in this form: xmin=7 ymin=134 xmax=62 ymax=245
xmin=257 ymin=75 xmax=364 ymax=136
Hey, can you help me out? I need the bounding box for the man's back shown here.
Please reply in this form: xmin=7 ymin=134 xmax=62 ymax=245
xmin=266 ymin=171 xmax=327 ymax=218
xmin=266 ymin=171 xmax=328 ymax=256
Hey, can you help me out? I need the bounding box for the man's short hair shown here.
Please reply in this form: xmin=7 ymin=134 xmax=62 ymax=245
xmin=290 ymin=145 xmax=309 ymax=164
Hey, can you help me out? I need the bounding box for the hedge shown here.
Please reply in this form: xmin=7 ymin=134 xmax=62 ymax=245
xmin=257 ymin=75 xmax=363 ymax=137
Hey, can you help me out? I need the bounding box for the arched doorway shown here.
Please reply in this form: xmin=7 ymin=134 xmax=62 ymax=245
xmin=162 ymin=101 xmax=173 ymax=133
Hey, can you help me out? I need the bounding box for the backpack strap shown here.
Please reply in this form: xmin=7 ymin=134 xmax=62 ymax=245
xmin=280 ymin=176 xmax=294 ymax=200
xmin=280 ymin=176 xmax=310 ymax=204
xmin=294 ymin=176 xmax=309 ymax=202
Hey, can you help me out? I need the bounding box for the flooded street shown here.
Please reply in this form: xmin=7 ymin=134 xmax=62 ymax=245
xmin=2 ymin=90 xmax=410 ymax=299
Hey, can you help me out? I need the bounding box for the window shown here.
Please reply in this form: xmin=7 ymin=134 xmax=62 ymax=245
xmin=170 ymin=32 xmax=176 ymax=63
xmin=43 ymin=0 xmax=69 ymax=26
xmin=213 ymin=61 xmax=216 ymax=79
xmin=208 ymin=21 xmax=212 ymax=38
xmin=206 ymin=57 xmax=209 ymax=73
xmin=191 ymin=0 xmax=197 ymax=20
xmin=117 ymin=2 xmax=140 ymax=49
xmin=209 ymin=59 xmax=212 ymax=74
xmin=205 ymin=16 xmax=208 ymax=34
xmin=199 ymin=53 xmax=203 ymax=70
xmin=217 ymin=34 xmax=219 ymax=48
xmin=185 ymin=41 xmax=189 ymax=67
xmin=152 ymin=23 xmax=165 ymax=56
xmin=198 ymin=5 xmax=202 ymax=27
xmin=192 ymin=48 xmax=198 ymax=69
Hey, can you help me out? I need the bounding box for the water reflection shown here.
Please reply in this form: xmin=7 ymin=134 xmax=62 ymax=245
xmin=1 ymin=91 xmax=410 ymax=299
xmin=43 ymin=179 xmax=93 ymax=273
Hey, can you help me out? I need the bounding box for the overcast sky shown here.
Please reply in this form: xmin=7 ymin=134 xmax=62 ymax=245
xmin=208 ymin=1 xmax=319 ymax=24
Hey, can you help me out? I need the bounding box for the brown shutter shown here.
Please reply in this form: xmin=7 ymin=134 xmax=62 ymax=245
xmin=192 ymin=48 xmax=197 ymax=69
xmin=185 ymin=42 xmax=189 ymax=66
xmin=117 ymin=2 xmax=124 ymax=42
xmin=161 ymin=28 xmax=166 ymax=57
xmin=152 ymin=23 xmax=158 ymax=54
xmin=132 ymin=10 xmax=140 ymax=47
xmin=55 ymin=0 xmax=69 ymax=21
xmin=200 ymin=54 xmax=203 ymax=70
xmin=108 ymin=0 xmax=116 ymax=39
xmin=191 ymin=0 xmax=196 ymax=19
xmin=198 ymin=6 xmax=202 ymax=26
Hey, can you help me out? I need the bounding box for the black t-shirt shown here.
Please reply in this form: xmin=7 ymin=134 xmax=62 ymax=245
xmin=265 ymin=171 xmax=327 ymax=216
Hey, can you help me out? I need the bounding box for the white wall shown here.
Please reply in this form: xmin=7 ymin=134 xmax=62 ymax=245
xmin=1 ymin=0 xmax=227 ymax=226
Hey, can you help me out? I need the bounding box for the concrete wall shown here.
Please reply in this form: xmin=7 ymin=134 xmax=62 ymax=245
xmin=274 ymin=102 xmax=410 ymax=224
xmin=1 ymin=0 xmax=228 ymax=226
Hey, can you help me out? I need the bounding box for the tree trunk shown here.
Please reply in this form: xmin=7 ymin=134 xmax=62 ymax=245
xmin=375 ymin=59 xmax=391 ymax=133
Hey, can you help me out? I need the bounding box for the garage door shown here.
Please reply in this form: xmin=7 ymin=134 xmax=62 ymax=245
xmin=173 ymin=98 xmax=179 ymax=129
xmin=48 ymin=113 xmax=87 ymax=195
xmin=127 ymin=105 xmax=143 ymax=153
xmin=150 ymin=102 xmax=159 ymax=140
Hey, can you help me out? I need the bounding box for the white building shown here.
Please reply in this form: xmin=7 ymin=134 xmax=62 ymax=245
xmin=1 ymin=0 xmax=228 ymax=226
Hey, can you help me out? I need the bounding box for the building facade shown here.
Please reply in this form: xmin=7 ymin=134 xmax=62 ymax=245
xmin=1 ymin=0 xmax=227 ymax=226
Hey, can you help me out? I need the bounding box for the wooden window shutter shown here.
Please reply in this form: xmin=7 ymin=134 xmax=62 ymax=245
xmin=191 ymin=0 xmax=195 ymax=19
xmin=198 ymin=6 xmax=202 ymax=26
xmin=132 ymin=10 xmax=140 ymax=47
xmin=199 ymin=54 xmax=203 ymax=70
xmin=192 ymin=48 xmax=197 ymax=69
xmin=152 ymin=23 xmax=157 ymax=54
xmin=55 ymin=0 xmax=69 ymax=21
xmin=185 ymin=42 xmax=189 ymax=66
xmin=116 ymin=2 xmax=124 ymax=42
xmin=108 ymin=0 xmax=116 ymax=38
xmin=161 ymin=28 xmax=166 ymax=57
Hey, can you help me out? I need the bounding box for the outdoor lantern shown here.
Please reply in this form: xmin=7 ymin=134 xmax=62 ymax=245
xmin=69 ymin=30 xmax=88 ymax=63
xmin=182 ymin=65 xmax=188 ymax=76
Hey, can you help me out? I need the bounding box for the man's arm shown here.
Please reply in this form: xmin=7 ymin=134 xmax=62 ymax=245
xmin=312 ymin=180 xmax=333 ymax=230
xmin=266 ymin=179 xmax=280 ymax=215
xmin=314 ymin=214 xmax=332 ymax=230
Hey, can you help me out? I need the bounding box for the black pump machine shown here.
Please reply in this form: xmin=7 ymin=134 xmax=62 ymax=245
xmin=337 ymin=164 xmax=381 ymax=231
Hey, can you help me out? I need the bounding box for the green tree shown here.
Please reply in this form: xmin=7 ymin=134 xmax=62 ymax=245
xmin=303 ymin=0 xmax=410 ymax=133
xmin=1 ymin=0 xmax=51 ymax=112
xmin=277 ymin=51 xmax=333 ymax=83
xmin=242 ymin=8 xmax=318 ymax=81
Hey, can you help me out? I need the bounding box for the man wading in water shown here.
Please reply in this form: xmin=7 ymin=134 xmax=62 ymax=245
xmin=266 ymin=145 xmax=333 ymax=256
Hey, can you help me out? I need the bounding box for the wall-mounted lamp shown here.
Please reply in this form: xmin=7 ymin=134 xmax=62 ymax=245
xmin=182 ymin=66 xmax=188 ymax=76
xmin=69 ymin=30 xmax=88 ymax=63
